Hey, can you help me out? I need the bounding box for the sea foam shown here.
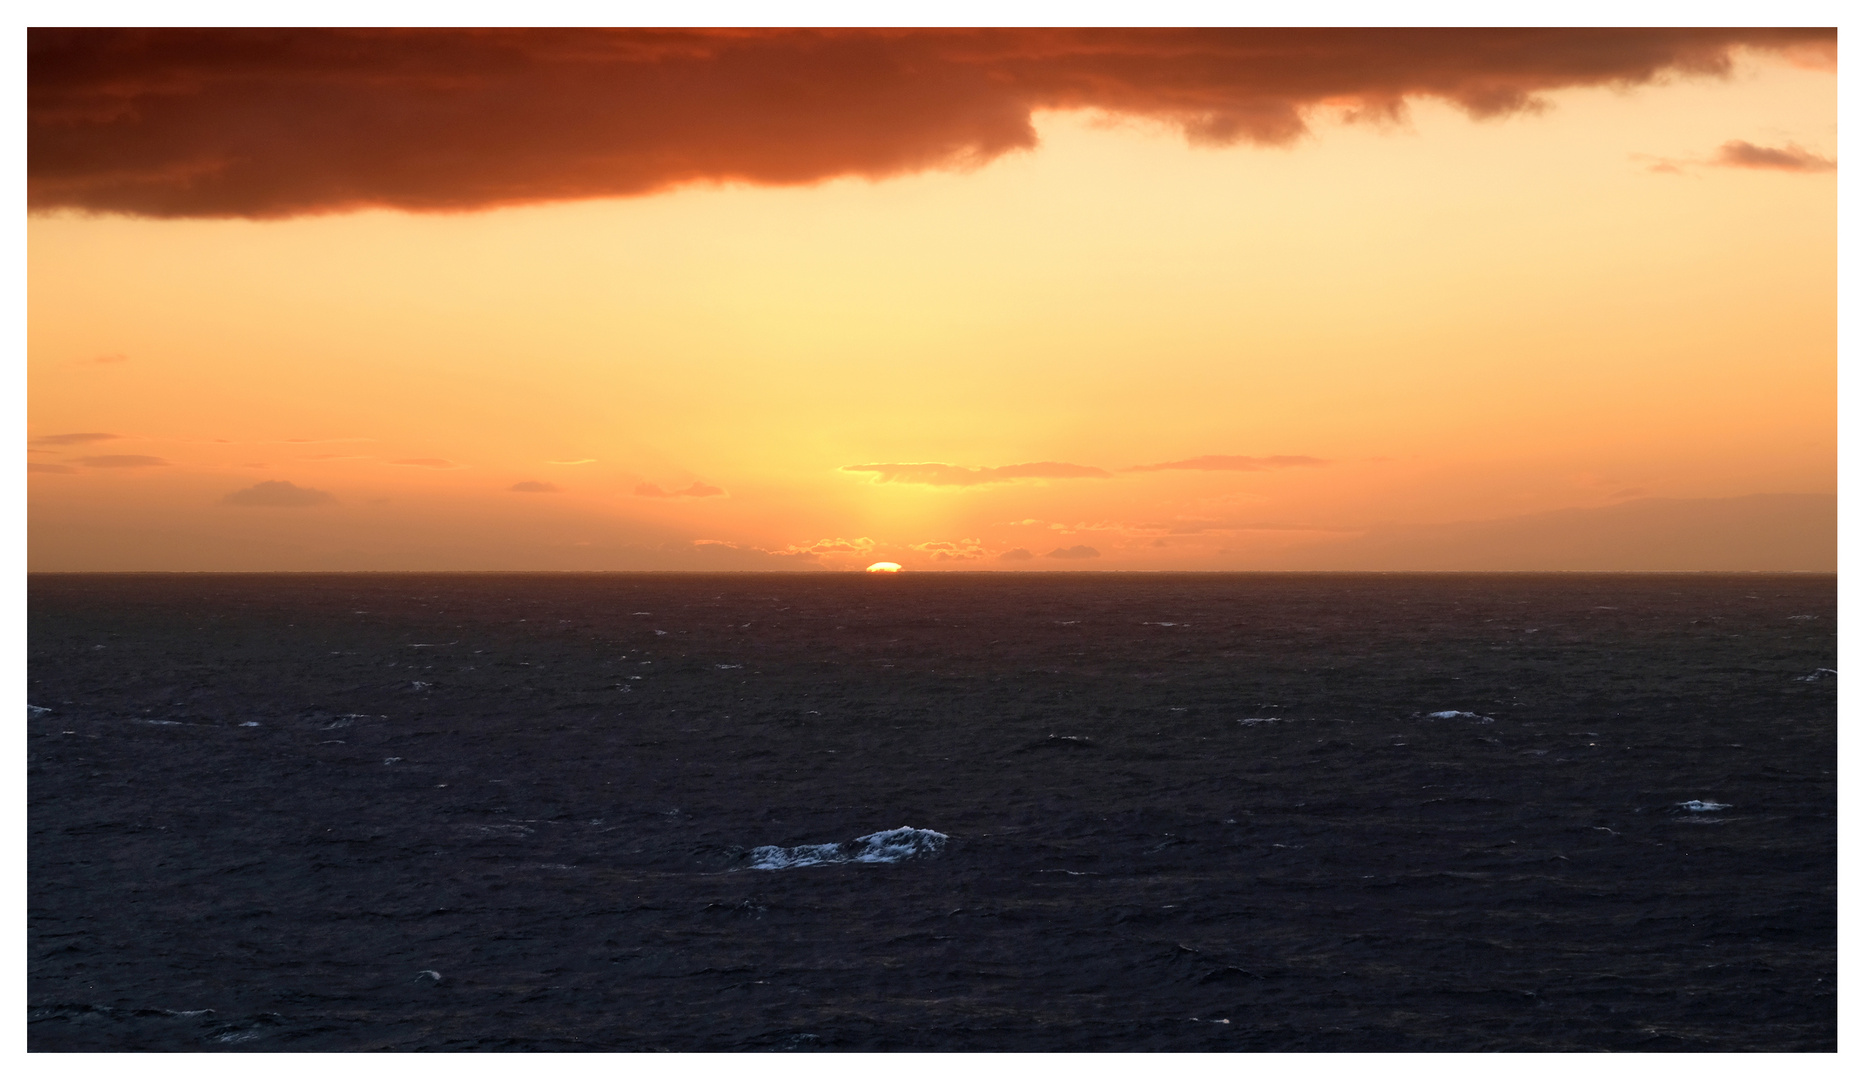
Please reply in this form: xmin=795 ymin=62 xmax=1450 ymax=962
xmin=747 ymin=826 xmax=948 ymax=870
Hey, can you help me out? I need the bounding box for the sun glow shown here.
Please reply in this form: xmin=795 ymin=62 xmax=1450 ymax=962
xmin=865 ymin=562 xmax=903 ymax=573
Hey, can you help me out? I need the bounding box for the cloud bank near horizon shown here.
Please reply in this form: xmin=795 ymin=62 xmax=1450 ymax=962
xmin=29 ymin=27 xmax=1833 ymax=219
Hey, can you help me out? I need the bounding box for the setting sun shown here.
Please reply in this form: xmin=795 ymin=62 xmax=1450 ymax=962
xmin=865 ymin=562 xmax=903 ymax=573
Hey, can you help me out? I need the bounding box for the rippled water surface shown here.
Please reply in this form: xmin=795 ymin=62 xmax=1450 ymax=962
xmin=28 ymin=572 xmax=1836 ymax=1050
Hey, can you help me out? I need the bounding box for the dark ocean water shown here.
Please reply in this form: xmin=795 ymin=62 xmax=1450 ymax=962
xmin=28 ymin=572 xmax=1836 ymax=1051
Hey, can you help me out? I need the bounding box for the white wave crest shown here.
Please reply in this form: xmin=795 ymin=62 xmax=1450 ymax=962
xmin=747 ymin=826 xmax=948 ymax=870
xmin=1426 ymin=710 xmax=1495 ymax=723
xmin=1677 ymin=800 xmax=1732 ymax=812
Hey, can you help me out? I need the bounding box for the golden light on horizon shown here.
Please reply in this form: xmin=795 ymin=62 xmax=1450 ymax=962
xmin=865 ymin=562 xmax=904 ymax=573
xmin=24 ymin=30 xmax=1835 ymax=572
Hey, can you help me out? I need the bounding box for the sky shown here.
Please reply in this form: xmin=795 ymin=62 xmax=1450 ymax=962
xmin=25 ymin=27 xmax=1837 ymax=571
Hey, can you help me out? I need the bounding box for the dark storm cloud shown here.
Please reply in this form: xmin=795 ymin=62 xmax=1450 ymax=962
xmin=222 ymin=480 xmax=336 ymax=507
xmin=1711 ymin=139 xmax=1836 ymax=172
xmin=78 ymin=454 xmax=168 ymax=468
xmin=843 ymin=462 xmax=1111 ymax=486
xmin=1126 ymin=454 xmax=1328 ymax=473
xmin=29 ymin=28 xmax=1833 ymax=219
xmin=32 ymin=432 xmax=120 ymax=446
xmin=1047 ymin=545 xmax=1101 ymax=560
xmin=509 ymin=480 xmax=561 ymax=493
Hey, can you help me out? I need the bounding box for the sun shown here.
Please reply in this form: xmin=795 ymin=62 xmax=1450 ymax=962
xmin=864 ymin=562 xmax=903 ymax=573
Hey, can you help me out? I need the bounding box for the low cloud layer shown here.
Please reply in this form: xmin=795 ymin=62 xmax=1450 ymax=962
xmin=782 ymin=537 xmax=877 ymax=557
xmin=912 ymin=539 xmax=988 ymax=561
xmin=78 ymin=454 xmax=167 ymax=468
xmin=509 ymin=480 xmax=560 ymax=493
xmin=635 ymin=481 xmax=726 ymax=498
xmin=1126 ymin=454 xmax=1327 ymax=473
xmin=30 ymin=28 xmax=1831 ymax=218
xmin=389 ymin=458 xmax=459 ymax=469
xmin=222 ymin=480 xmax=335 ymax=507
xmin=844 ymin=461 xmax=1111 ymax=486
xmin=33 ymin=432 xmax=120 ymax=446
xmin=1047 ymin=545 xmax=1101 ymax=560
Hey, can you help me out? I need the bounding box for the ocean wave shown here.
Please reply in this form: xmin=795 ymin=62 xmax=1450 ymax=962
xmin=747 ymin=826 xmax=948 ymax=870
xmin=1677 ymin=800 xmax=1732 ymax=812
xmin=1425 ymin=710 xmax=1496 ymax=723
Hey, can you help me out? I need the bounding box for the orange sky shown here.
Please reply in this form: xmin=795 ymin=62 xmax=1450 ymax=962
xmin=27 ymin=29 xmax=1836 ymax=571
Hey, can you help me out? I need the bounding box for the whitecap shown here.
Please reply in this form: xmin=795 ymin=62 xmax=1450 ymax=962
xmin=747 ymin=826 xmax=948 ymax=870
xmin=28 ymin=705 xmax=52 ymax=718
xmin=1797 ymin=668 xmax=1837 ymax=682
xmin=239 ymin=721 xmax=260 ymax=727
xmin=1677 ymin=800 xmax=1732 ymax=812
xmin=1426 ymin=710 xmax=1496 ymax=723
xmin=1238 ymin=717 xmax=1282 ymax=726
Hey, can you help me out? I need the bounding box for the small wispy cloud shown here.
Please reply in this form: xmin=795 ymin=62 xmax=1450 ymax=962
xmin=635 ymin=481 xmax=725 ymax=498
xmin=843 ymin=461 xmax=1111 ymax=486
xmin=1711 ymin=139 xmax=1835 ymax=173
xmin=78 ymin=454 xmax=168 ymax=468
xmin=1645 ymin=140 xmax=1836 ymax=176
xmin=1126 ymin=454 xmax=1327 ymax=472
xmin=223 ymin=480 xmax=336 ymax=507
xmin=28 ymin=463 xmax=75 ymax=474
xmin=547 ymin=458 xmax=596 ymax=465
xmin=388 ymin=458 xmax=460 ymax=469
xmin=32 ymin=432 xmax=120 ymax=446
xmin=510 ymin=480 xmax=560 ymax=493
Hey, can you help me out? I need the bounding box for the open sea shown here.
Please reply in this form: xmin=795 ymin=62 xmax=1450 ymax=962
xmin=27 ymin=572 xmax=1836 ymax=1051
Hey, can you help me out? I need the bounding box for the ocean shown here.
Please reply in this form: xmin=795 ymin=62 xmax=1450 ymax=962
xmin=27 ymin=572 xmax=1837 ymax=1051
